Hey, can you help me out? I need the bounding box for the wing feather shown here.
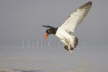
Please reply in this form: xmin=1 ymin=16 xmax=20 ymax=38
xmin=59 ymin=1 xmax=92 ymax=33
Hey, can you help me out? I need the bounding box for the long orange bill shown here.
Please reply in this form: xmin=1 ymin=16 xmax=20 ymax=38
xmin=44 ymin=33 xmax=48 ymax=40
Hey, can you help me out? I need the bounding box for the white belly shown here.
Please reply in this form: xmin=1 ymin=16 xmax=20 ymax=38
xmin=55 ymin=28 xmax=75 ymax=48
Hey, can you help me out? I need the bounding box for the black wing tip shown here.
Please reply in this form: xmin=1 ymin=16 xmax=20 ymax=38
xmin=42 ymin=25 xmax=49 ymax=28
xmin=42 ymin=25 xmax=54 ymax=28
xmin=87 ymin=1 xmax=92 ymax=5
xmin=80 ymin=1 xmax=92 ymax=9
xmin=42 ymin=25 xmax=46 ymax=27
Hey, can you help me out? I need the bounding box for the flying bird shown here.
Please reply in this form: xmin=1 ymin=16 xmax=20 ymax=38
xmin=42 ymin=1 xmax=92 ymax=52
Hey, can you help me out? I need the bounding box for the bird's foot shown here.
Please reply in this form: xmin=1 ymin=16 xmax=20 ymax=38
xmin=70 ymin=47 xmax=74 ymax=50
xmin=64 ymin=45 xmax=69 ymax=51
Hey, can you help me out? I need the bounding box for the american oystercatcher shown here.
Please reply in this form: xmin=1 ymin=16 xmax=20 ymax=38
xmin=43 ymin=1 xmax=92 ymax=52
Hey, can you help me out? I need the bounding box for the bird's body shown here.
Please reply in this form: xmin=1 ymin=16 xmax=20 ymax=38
xmin=43 ymin=1 xmax=92 ymax=52
xmin=56 ymin=28 xmax=77 ymax=51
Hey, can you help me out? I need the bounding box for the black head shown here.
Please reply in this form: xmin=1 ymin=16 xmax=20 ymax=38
xmin=46 ymin=28 xmax=57 ymax=35
xmin=43 ymin=25 xmax=57 ymax=34
xmin=42 ymin=25 xmax=58 ymax=39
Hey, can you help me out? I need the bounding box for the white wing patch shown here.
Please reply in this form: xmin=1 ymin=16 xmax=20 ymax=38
xmin=59 ymin=1 xmax=92 ymax=33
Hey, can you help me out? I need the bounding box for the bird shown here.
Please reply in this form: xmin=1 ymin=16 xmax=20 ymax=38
xmin=42 ymin=1 xmax=92 ymax=52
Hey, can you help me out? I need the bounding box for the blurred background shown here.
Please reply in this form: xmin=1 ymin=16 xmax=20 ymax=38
xmin=0 ymin=0 xmax=108 ymax=72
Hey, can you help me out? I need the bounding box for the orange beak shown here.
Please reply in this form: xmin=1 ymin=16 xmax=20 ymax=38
xmin=44 ymin=32 xmax=48 ymax=40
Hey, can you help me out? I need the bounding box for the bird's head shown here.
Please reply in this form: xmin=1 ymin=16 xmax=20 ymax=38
xmin=42 ymin=25 xmax=57 ymax=40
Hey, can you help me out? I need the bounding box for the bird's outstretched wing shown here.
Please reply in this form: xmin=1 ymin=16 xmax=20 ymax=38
xmin=59 ymin=1 xmax=92 ymax=33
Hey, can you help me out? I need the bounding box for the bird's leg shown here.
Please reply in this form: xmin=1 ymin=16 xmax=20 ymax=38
xmin=69 ymin=43 xmax=74 ymax=51
xmin=64 ymin=45 xmax=69 ymax=51
xmin=70 ymin=46 xmax=74 ymax=50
